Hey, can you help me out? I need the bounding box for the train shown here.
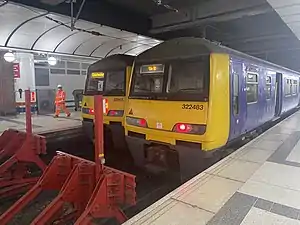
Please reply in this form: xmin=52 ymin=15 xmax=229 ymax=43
xmin=81 ymin=54 xmax=134 ymax=150
xmin=124 ymin=37 xmax=300 ymax=181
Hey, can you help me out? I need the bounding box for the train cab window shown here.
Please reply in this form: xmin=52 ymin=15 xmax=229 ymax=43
xmin=246 ymin=73 xmax=258 ymax=103
xmin=266 ymin=76 xmax=272 ymax=100
xmin=86 ymin=74 xmax=104 ymax=93
xmin=131 ymin=58 xmax=209 ymax=101
xmin=233 ymin=72 xmax=239 ymax=115
xmin=133 ymin=72 xmax=164 ymax=93
xmin=105 ymin=70 xmax=125 ymax=95
xmin=85 ymin=70 xmax=125 ymax=96
xmin=167 ymin=61 xmax=204 ymax=94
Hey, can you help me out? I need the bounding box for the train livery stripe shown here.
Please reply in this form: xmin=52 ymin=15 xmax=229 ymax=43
xmin=203 ymin=53 xmax=230 ymax=150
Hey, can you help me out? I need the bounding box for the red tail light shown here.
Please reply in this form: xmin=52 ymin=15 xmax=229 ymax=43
xmin=173 ymin=123 xmax=206 ymax=135
xmin=126 ymin=116 xmax=148 ymax=128
xmin=109 ymin=110 xmax=116 ymax=116
xmin=89 ymin=108 xmax=94 ymax=114
xmin=107 ymin=110 xmax=124 ymax=117
xmin=139 ymin=118 xmax=147 ymax=127
xmin=175 ymin=123 xmax=193 ymax=133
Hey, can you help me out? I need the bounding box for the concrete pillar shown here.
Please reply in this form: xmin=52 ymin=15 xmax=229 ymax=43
xmin=0 ymin=52 xmax=15 ymax=115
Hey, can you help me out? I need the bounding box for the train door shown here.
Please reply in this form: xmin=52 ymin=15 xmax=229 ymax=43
xmin=230 ymin=60 xmax=245 ymax=139
xmin=275 ymin=72 xmax=283 ymax=116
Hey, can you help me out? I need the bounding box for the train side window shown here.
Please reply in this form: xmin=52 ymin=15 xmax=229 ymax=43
xmin=285 ymin=79 xmax=289 ymax=96
xmin=285 ymin=79 xmax=292 ymax=96
xmin=293 ymin=80 xmax=298 ymax=95
xmin=233 ymin=72 xmax=239 ymax=115
xmin=266 ymin=76 xmax=271 ymax=100
xmin=246 ymin=73 xmax=258 ymax=103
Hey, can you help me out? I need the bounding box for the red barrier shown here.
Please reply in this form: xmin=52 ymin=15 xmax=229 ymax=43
xmin=0 ymin=89 xmax=47 ymax=199
xmin=0 ymin=154 xmax=135 ymax=224
xmin=0 ymin=95 xmax=136 ymax=224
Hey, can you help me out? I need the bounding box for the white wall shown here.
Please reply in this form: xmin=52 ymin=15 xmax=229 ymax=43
xmin=37 ymin=74 xmax=86 ymax=101
xmin=34 ymin=57 xmax=95 ymax=102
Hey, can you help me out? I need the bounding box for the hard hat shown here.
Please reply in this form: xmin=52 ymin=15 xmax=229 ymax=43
xmin=57 ymin=84 xmax=62 ymax=88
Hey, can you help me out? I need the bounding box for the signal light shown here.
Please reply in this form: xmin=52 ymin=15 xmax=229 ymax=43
xmin=173 ymin=123 xmax=206 ymax=135
xmin=126 ymin=116 xmax=148 ymax=128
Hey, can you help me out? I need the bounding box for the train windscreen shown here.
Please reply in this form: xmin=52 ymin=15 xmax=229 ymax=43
xmin=85 ymin=70 xmax=125 ymax=96
xmin=130 ymin=58 xmax=209 ymax=101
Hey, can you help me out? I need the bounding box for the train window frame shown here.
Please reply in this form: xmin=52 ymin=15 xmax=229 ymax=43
xmin=246 ymin=72 xmax=258 ymax=104
xmin=266 ymin=76 xmax=272 ymax=100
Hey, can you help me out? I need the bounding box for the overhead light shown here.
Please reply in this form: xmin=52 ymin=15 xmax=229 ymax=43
xmin=48 ymin=56 xmax=57 ymax=66
xmin=4 ymin=52 xmax=15 ymax=63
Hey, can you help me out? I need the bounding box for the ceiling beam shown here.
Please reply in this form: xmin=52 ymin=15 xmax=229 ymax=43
xmin=150 ymin=0 xmax=273 ymax=34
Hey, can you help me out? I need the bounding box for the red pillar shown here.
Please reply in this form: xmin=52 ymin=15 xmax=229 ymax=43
xmin=94 ymin=95 xmax=104 ymax=180
xmin=25 ymin=89 xmax=32 ymax=135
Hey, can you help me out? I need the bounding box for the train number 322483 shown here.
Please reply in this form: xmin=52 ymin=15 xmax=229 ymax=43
xmin=182 ymin=104 xmax=204 ymax=110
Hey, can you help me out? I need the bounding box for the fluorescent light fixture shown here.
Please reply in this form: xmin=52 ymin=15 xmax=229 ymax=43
xmin=4 ymin=52 xmax=15 ymax=62
xmin=47 ymin=56 xmax=57 ymax=66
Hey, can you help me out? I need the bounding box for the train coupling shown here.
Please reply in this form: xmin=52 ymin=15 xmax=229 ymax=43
xmin=144 ymin=145 xmax=179 ymax=176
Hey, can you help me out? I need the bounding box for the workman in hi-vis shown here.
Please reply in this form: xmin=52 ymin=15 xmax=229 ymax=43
xmin=54 ymin=84 xmax=71 ymax=118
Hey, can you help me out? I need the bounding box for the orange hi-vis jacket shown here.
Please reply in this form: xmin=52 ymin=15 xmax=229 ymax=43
xmin=55 ymin=90 xmax=66 ymax=105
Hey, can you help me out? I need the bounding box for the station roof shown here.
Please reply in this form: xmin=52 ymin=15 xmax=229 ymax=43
xmin=3 ymin=0 xmax=300 ymax=72
xmin=0 ymin=1 xmax=161 ymax=59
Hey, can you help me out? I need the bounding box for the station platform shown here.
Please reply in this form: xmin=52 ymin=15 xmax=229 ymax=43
xmin=0 ymin=111 xmax=82 ymax=135
xmin=124 ymin=111 xmax=300 ymax=225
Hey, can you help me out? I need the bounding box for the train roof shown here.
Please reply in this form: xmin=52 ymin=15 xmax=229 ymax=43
xmin=88 ymin=54 xmax=134 ymax=72
xmin=136 ymin=37 xmax=300 ymax=75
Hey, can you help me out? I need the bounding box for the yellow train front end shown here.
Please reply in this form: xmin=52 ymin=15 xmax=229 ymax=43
xmin=81 ymin=54 xmax=134 ymax=150
xmin=125 ymin=38 xmax=230 ymax=181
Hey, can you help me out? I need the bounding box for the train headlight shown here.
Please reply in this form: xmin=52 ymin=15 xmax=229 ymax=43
xmin=107 ymin=110 xmax=124 ymax=117
xmin=126 ymin=116 xmax=148 ymax=128
xmin=173 ymin=123 xmax=206 ymax=135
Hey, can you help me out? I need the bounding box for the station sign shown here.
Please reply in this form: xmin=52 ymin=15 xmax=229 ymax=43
xmin=13 ymin=63 xmax=20 ymax=78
